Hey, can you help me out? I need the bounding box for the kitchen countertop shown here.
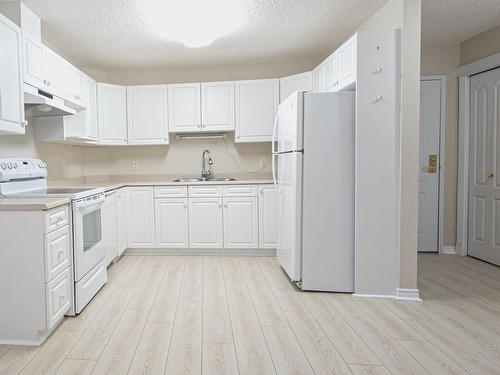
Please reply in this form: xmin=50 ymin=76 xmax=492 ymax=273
xmin=0 ymin=197 xmax=70 ymax=211
xmin=48 ymin=173 xmax=274 ymax=192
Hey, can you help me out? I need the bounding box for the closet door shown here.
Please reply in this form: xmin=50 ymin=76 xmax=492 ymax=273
xmin=468 ymin=67 xmax=500 ymax=265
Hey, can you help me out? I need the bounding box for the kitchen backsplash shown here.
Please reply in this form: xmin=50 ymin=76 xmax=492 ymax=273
xmin=0 ymin=119 xmax=272 ymax=179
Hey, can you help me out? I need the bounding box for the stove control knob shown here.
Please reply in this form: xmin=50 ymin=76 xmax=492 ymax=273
xmin=1 ymin=163 xmax=6 ymax=170
xmin=7 ymin=163 xmax=12 ymax=169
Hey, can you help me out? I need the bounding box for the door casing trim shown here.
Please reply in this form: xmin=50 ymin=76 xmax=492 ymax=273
xmin=421 ymin=75 xmax=447 ymax=254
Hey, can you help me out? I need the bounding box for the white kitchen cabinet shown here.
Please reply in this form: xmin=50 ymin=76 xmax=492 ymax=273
xmin=0 ymin=14 xmax=25 ymax=135
xmin=201 ymin=81 xmax=235 ymax=131
xmin=323 ymin=53 xmax=337 ymax=92
xmin=336 ymin=35 xmax=357 ymax=90
xmin=23 ymin=35 xmax=45 ymax=89
xmin=34 ymin=74 xmax=98 ymax=144
xmin=127 ymin=85 xmax=169 ymax=145
xmin=126 ymin=187 xmax=155 ymax=248
xmin=102 ymin=190 xmax=118 ymax=266
xmin=235 ymin=78 xmax=279 ymax=143
xmin=188 ymin=198 xmax=223 ymax=248
xmin=117 ymin=189 xmax=127 ymax=256
xmin=258 ymin=185 xmax=278 ymax=248
xmin=155 ymin=198 xmax=189 ymax=248
xmin=43 ymin=46 xmax=67 ymax=98
xmin=97 ymin=83 xmax=127 ymax=145
xmin=168 ymin=83 xmax=201 ymax=133
xmin=223 ymin=197 xmax=258 ymax=248
xmin=279 ymin=72 xmax=312 ymax=103
xmin=312 ymin=64 xmax=324 ymax=93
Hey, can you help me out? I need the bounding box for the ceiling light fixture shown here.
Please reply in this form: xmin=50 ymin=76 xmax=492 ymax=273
xmin=139 ymin=0 xmax=244 ymax=48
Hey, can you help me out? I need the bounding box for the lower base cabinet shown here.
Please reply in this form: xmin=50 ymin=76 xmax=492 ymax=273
xmin=258 ymin=185 xmax=278 ymax=248
xmin=117 ymin=189 xmax=127 ymax=256
xmin=155 ymin=198 xmax=189 ymax=248
xmin=102 ymin=190 xmax=118 ymax=266
xmin=188 ymin=198 xmax=224 ymax=248
xmin=126 ymin=187 xmax=155 ymax=248
xmin=223 ymin=197 xmax=258 ymax=248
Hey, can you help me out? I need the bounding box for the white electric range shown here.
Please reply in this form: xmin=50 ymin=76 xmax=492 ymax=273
xmin=0 ymin=157 xmax=107 ymax=315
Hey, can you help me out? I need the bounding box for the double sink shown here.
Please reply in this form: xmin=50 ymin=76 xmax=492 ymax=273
xmin=173 ymin=177 xmax=236 ymax=182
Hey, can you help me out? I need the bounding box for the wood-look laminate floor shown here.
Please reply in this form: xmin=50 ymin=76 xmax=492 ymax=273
xmin=1 ymin=253 xmax=500 ymax=374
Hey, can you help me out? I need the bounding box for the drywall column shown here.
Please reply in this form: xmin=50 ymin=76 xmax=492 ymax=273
xmin=398 ymin=0 xmax=421 ymax=295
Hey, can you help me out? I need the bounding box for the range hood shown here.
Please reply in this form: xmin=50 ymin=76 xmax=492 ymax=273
xmin=24 ymin=84 xmax=76 ymax=117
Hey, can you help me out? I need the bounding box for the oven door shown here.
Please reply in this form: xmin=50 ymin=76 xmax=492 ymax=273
xmin=73 ymin=199 xmax=106 ymax=281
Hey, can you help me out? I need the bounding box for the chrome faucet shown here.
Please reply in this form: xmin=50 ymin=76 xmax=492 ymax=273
xmin=201 ymin=150 xmax=213 ymax=179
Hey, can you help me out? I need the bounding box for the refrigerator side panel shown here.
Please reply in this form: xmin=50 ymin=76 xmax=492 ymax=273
xmin=301 ymin=92 xmax=355 ymax=292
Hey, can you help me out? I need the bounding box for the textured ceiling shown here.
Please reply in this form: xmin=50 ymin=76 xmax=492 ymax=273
xmin=22 ymin=0 xmax=387 ymax=70
xmin=422 ymin=0 xmax=500 ymax=45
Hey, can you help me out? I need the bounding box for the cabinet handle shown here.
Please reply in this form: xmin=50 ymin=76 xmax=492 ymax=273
xmin=22 ymin=120 xmax=28 ymax=128
xmin=372 ymin=95 xmax=383 ymax=103
xmin=372 ymin=67 xmax=383 ymax=74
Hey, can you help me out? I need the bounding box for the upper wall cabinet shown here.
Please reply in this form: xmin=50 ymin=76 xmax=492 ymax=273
xmin=0 ymin=14 xmax=25 ymax=135
xmin=168 ymin=83 xmax=201 ymax=133
xmin=201 ymin=81 xmax=235 ymax=132
xmin=23 ymin=35 xmax=45 ymax=90
xmin=313 ymin=34 xmax=357 ymax=93
xmin=127 ymin=85 xmax=169 ymax=145
xmin=97 ymin=83 xmax=127 ymax=145
xmin=235 ymin=78 xmax=279 ymax=143
xmin=279 ymin=71 xmax=312 ymax=103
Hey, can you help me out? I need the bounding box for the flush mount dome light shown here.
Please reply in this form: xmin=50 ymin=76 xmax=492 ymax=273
xmin=37 ymin=104 xmax=52 ymax=113
xmin=140 ymin=0 xmax=243 ymax=48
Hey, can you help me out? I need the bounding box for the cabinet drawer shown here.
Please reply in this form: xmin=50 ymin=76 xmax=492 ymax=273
xmin=46 ymin=267 xmax=71 ymax=330
xmin=44 ymin=205 xmax=70 ymax=233
xmin=223 ymin=185 xmax=257 ymax=197
xmin=188 ymin=185 xmax=222 ymax=197
xmin=154 ymin=186 xmax=187 ymax=198
xmin=44 ymin=225 xmax=71 ymax=282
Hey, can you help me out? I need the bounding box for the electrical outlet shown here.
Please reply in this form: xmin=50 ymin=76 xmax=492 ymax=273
xmin=132 ymin=161 xmax=140 ymax=170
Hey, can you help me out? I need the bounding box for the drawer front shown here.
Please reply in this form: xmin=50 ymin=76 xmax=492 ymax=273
xmin=75 ymin=258 xmax=107 ymax=314
xmin=223 ymin=185 xmax=257 ymax=197
xmin=44 ymin=225 xmax=71 ymax=282
xmin=45 ymin=205 xmax=70 ymax=233
xmin=46 ymin=267 xmax=71 ymax=330
xmin=188 ymin=185 xmax=222 ymax=197
xmin=154 ymin=186 xmax=188 ymax=198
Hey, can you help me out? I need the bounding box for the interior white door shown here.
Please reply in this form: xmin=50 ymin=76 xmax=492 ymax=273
xmin=418 ymin=79 xmax=441 ymax=252
xmin=188 ymin=198 xmax=223 ymax=248
xmin=468 ymin=68 xmax=500 ymax=265
xmin=127 ymin=85 xmax=168 ymax=144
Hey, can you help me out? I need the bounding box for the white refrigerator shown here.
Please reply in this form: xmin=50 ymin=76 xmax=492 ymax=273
xmin=272 ymin=91 xmax=355 ymax=292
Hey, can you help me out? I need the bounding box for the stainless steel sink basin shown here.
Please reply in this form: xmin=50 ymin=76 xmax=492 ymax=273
xmin=173 ymin=177 xmax=236 ymax=182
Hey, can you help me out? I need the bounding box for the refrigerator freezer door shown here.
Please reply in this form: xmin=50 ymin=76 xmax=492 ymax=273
xmin=273 ymin=91 xmax=304 ymax=153
xmin=276 ymin=151 xmax=302 ymax=282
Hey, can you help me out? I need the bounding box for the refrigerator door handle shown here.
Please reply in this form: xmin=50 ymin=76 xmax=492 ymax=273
xmin=271 ymin=110 xmax=280 ymax=154
xmin=272 ymin=154 xmax=278 ymax=189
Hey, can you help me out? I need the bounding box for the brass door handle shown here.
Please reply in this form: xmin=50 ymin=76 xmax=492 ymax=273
xmin=487 ymin=172 xmax=494 ymax=178
xmin=423 ymin=155 xmax=437 ymax=173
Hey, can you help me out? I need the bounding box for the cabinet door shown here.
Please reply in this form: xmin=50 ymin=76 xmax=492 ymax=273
xmin=102 ymin=192 xmax=118 ymax=266
xmin=201 ymin=81 xmax=235 ymax=131
xmin=86 ymin=77 xmax=99 ymax=141
xmin=117 ymin=190 xmax=127 ymax=256
xmin=336 ymin=36 xmax=357 ymax=90
xmin=126 ymin=187 xmax=155 ymax=248
xmin=97 ymin=83 xmax=127 ymax=145
xmin=235 ymin=79 xmax=279 ymax=143
xmin=258 ymin=185 xmax=278 ymax=248
xmin=279 ymin=72 xmax=312 ymax=103
xmin=312 ymin=64 xmax=325 ymax=93
xmin=323 ymin=53 xmax=338 ymax=92
xmin=23 ymin=35 xmax=45 ymax=89
xmin=168 ymin=83 xmax=201 ymax=133
xmin=0 ymin=15 xmax=24 ymax=135
xmin=127 ymin=85 xmax=168 ymax=145
xmin=188 ymin=198 xmax=223 ymax=248
xmin=43 ymin=47 xmax=66 ymax=97
xmin=223 ymin=197 xmax=258 ymax=248
xmin=155 ymin=198 xmax=189 ymax=248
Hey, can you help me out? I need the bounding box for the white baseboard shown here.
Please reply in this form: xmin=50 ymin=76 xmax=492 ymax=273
xmin=352 ymin=294 xmax=396 ymax=300
xmin=124 ymin=248 xmax=276 ymax=256
xmin=396 ymin=288 xmax=422 ymax=301
xmin=440 ymin=246 xmax=456 ymax=255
